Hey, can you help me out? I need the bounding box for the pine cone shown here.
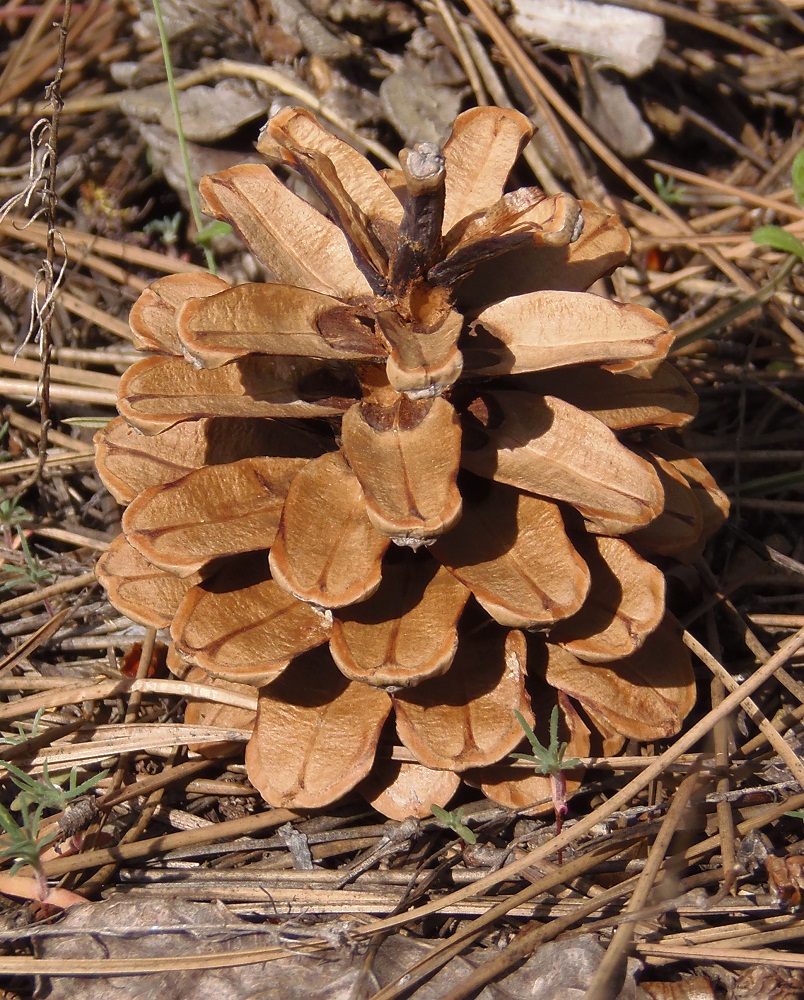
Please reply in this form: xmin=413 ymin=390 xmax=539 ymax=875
xmin=95 ymin=107 xmax=728 ymax=818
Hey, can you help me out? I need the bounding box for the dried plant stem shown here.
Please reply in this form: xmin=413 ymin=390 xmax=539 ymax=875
xmin=583 ymin=768 xmax=704 ymax=1000
xmin=368 ymin=840 xmax=632 ymax=1000
xmin=708 ymin=614 xmax=738 ymax=899
xmin=100 ymin=757 xmax=215 ymax=810
xmin=683 ymin=630 xmax=804 ymax=789
xmin=38 ymin=804 xmax=300 ymax=878
xmin=9 ymin=0 xmax=71 ymax=502
xmin=0 ymin=943 xmax=314 ymax=978
xmin=0 ymin=450 xmax=96 ymax=477
xmin=12 ymin=344 xmax=140 ymax=366
xmin=0 ymin=215 xmax=205 ymax=274
xmin=613 ymin=0 xmax=784 ymax=58
xmin=637 ymin=943 xmax=804 ymax=970
xmin=79 ymin=738 xmax=177 ymax=898
xmin=32 ymin=526 xmax=109 ymax=552
xmin=644 ymin=161 xmax=804 ymax=220
xmin=431 ymin=0 xmax=489 ymax=106
xmin=8 ymin=725 xmax=251 ymax=772
xmin=0 ymin=255 xmax=131 ymax=340
xmin=0 ymin=606 xmax=71 ymax=673
xmin=0 ymin=353 xmax=119 ymax=390
xmin=5 ymin=408 xmax=97 ymax=451
xmin=0 ymin=379 xmax=117 ymax=407
xmin=0 ymin=570 xmax=96 ymax=616
xmin=685 ymin=788 xmax=804 ymax=864
xmin=0 ymin=676 xmax=258 ymax=723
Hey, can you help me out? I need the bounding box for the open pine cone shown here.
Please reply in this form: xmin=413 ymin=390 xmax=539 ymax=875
xmin=95 ymin=107 xmax=728 ymax=818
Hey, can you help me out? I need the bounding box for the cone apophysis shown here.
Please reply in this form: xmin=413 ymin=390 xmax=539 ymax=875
xmin=96 ymin=106 xmax=728 ymax=818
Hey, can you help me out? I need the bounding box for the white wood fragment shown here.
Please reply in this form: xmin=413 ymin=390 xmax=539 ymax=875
xmin=510 ymin=0 xmax=665 ymax=78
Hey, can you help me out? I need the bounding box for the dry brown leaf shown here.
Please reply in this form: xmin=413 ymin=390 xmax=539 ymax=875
xmin=122 ymin=457 xmax=307 ymax=577
xmin=467 ymin=290 xmax=672 ymax=376
xmin=515 ymin=362 xmax=698 ymax=430
xmin=461 ymin=390 xmax=663 ymax=534
xmin=200 ymin=164 xmax=372 ymax=297
xmin=341 ymin=395 xmax=462 ymax=542
xmin=245 ymin=647 xmax=392 ymax=808
xmin=330 ymin=557 xmax=469 ymax=688
xmin=118 ymin=355 xmax=356 ymax=433
xmin=549 ymin=535 xmax=665 ymax=662
xmin=360 ymin=759 xmax=460 ymax=820
xmin=96 ymin=535 xmax=198 ymax=629
xmin=544 ymin=620 xmax=696 ymax=740
xmin=431 ymin=475 xmax=589 ymax=628
xmin=269 ymin=451 xmax=389 ymax=606
xmin=171 ymin=555 xmax=330 ymax=685
xmin=731 ymin=965 xmax=804 ymax=1000
xmin=380 ymin=52 xmax=462 ymax=149
xmin=393 ymin=627 xmax=532 ymax=770
xmin=177 ymin=283 xmax=383 ymax=367
xmin=129 ymin=272 xmax=229 ymax=355
xmin=441 ymin=107 xmax=534 ymax=233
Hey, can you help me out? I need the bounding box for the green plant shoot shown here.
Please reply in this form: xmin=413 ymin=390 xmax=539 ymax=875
xmin=511 ymin=705 xmax=581 ymax=851
xmin=430 ymin=804 xmax=477 ymax=845
xmin=752 ymin=149 xmax=804 ymax=263
xmin=0 ymin=758 xmax=107 ymax=897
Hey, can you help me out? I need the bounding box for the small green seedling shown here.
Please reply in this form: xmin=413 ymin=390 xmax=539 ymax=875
xmin=0 ymin=497 xmax=33 ymax=547
xmin=144 ymin=211 xmax=183 ymax=248
xmin=430 ymin=804 xmax=477 ymax=845
xmin=0 ymin=529 xmax=54 ymax=592
xmin=512 ymin=705 xmax=581 ymax=847
xmin=653 ymin=172 xmax=687 ymax=206
xmin=0 ymin=757 xmax=107 ymax=900
xmin=0 ymin=708 xmax=46 ymax=748
xmin=4 ymin=760 xmax=107 ymax=824
xmin=195 ymin=220 xmax=233 ymax=248
xmin=752 ymin=149 xmax=804 ymax=264
xmin=0 ymin=801 xmax=57 ymax=877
